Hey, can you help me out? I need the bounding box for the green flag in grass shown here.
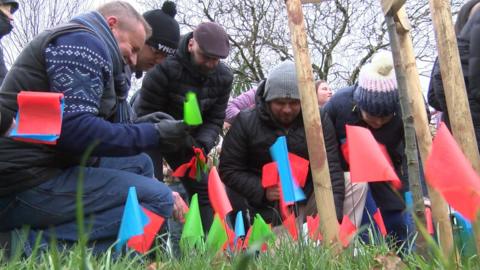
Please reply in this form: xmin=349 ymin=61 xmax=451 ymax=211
xmin=184 ymin=91 xmax=202 ymax=126
xmin=180 ymin=194 xmax=204 ymax=251
xmin=206 ymin=214 xmax=228 ymax=253
xmin=249 ymin=214 xmax=275 ymax=245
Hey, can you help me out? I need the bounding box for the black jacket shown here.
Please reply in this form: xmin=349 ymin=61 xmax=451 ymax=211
xmin=428 ymin=11 xmax=480 ymax=150
xmin=323 ymin=86 xmax=408 ymax=211
xmin=133 ymin=32 xmax=233 ymax=166
xmin=219 ymin=80 xmax=345 ymax=225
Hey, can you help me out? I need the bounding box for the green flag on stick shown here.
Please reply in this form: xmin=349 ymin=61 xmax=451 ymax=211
xmin=180 ymin=194 xmax=204 ymax=252
xmin=184 ymin=91 xmax=203 ymax=126
xmin=249 ymin=214 xmax=275 ymax=246
xmin=206 ymin=214 xmax=228 ymax=253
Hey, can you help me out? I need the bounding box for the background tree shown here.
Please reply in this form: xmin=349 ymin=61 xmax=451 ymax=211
xmin=3 ymin=0 xmax=92 ymax=65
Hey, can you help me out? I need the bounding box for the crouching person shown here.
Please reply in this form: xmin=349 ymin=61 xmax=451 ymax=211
xmin=0 ymin=1 xmax=186 ymax=255
xmin=219 ymin=61 xmax=366 ymax=228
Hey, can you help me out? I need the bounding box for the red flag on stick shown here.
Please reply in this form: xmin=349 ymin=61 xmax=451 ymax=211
xmin=339 ymin=215 xmax=357 ymax=247
xmin=208 ymin=166 xmax=233 ymax=220
xmin=307 ymin=215 xmax=322 ymax=241
xmin=425 ymin=123 xmax=480 ymax=222
xmin=373 ymin=209 xmax=387 ymax=237
xmin=127 ymin=207 xmax=165 ymax=253
xmin=345 ymin=125 xmax=401 ymax=189
xmin=283 ymin=212 xmax=298 ymax=240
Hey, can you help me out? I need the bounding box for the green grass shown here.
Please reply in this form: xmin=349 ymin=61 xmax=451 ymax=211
xmin=1 ymin=233 xmax=480 ymax=270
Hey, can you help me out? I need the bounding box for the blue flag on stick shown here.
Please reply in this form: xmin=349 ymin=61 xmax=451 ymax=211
xmin=116 ymin=186 xmax=150 ymax=251
xmin=270 ymin=136 xmax=305 ymax=203
xmin=234 ymin=211 xmax=245 ymax=244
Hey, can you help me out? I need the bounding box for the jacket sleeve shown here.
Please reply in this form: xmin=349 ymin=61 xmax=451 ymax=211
xmin=321 ymin=111 xmax=345 ymax=219
xmin=468 ymin=16 xmax=480 ymax=103
xmin=225 ymin=88 xmax=257 ymax=124
xmin=0 ymin=105 xmax=14 ymax=135
xmin=194 ymin=69 xmax=233 ymax=153
xmin=430 ymin=59 xmax=449 ymax=112
xmin=133 ymin=63 xmax=170 ymax=117
xmin=219 ymin=113 xmax=267 ymax=207
xmin=47 ymin=32 xmax=160 ymax=156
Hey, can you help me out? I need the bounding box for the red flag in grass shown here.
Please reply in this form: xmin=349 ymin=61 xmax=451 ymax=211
xmin=172 ymin=147 xmax=207 ymax=181
xmin=339 ymin=215 xmax=357 ymax=247
xmin=425 ymin=207 xmax=434 ymax=235
xmin=345 ymin=125 xmax=401 ymax=189
xmin=127 ymin=207 xmax=165 ymax=253
xmin=208 ymin=166 xmax=233 ymax=219
xmin=283 ymin=212 xmax=298 ymax=240
xmin=307 ymin=215 xmax=322 ymax=241
xmin=373 ymin=209 xmax=387 ymax=237
xmin=425 ymin=123 xmax=480 ymax=222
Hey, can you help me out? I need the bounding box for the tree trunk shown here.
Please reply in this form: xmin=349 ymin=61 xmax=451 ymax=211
xmin=285 ymin=0 xmax=340 ymax=249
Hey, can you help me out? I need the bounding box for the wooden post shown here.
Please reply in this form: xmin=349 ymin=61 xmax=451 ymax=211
xmin=382 ymin=0 xmax=455 ymax=256
xmin=285 ymin=0 xmax=340 ymax=247
xmin=429 ymin=0 xmax=480 ymax=253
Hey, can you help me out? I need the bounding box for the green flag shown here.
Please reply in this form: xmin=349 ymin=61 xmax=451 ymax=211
xmin=180 ymin=194 xmax=204 ymax=252
xmin=184 ymin=91 xmax=203 ymax=126
xmin=205 ymin=214 xmax=228 ymax=253
xmin=249 ymin=214 xmax=275 ymax=246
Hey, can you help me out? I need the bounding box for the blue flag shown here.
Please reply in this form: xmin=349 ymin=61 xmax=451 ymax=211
xmin=270 ymin=136 xmax=305 ymax=203
xmin=234 ymin=211 xmax=245 ymax=244
xmin=116 ymin=186 xmax=150 ymax=251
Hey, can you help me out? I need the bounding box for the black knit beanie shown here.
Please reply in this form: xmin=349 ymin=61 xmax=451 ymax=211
xmin=143 ymin=1 xmax=180 ymax=55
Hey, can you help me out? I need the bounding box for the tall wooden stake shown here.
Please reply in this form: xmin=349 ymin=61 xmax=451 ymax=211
xmin=382 ymin=1 xmax=455 ymax=256
xmin=429 ymin=0 xmax=480 ymax=253
xmin=285 ymin=0 xmax=340 ymax=248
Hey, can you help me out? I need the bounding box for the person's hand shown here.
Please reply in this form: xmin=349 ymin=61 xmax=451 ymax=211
xmin=172 ymin=191 xmax=188 ymax=223
xmin=154 ymin=119 xmax=188 ymax=152
xmin=265 ymin=186 xmax=280 ymax=201
xmin=135 ymin=112 xmax=175 ymax=123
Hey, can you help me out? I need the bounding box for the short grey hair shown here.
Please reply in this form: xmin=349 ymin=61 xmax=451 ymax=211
xmin=97 ymin=1 xmax=152 ymax=39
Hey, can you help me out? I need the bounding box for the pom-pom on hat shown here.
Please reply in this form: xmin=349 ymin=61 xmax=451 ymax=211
xmin=353 ymin=51 xmax=399 ymax=117
xmin=143 ymin=1 xmax=180 ymax=56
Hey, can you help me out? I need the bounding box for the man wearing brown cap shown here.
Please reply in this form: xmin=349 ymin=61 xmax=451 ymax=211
xmin=133 ymin=21 xmax=233 ymax=230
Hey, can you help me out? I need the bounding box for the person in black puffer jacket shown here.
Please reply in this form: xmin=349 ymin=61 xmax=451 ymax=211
xmin=219 ymin=61 xmax=346 ymax=226
xmin=428 ymin=0 xmax=480 ymax=152
xmin=133 ymin=22 xmax=233 ymax=230
xmin=323 ymin=51 xmax=413 ymax=248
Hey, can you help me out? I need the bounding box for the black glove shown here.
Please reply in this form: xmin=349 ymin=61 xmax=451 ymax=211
xmin=135 ymin=111 xmax=175 ymax=123
xmin=154 ymin=119 xmax=188 ymax=153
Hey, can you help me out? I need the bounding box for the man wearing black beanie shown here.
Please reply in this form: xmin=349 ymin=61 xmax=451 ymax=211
xmin=134 ymin=1 xmax=180 ymax=77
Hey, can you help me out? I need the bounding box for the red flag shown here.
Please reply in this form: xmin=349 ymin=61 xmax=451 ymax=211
xmin=283 ymin=212 xmax=298 ymax=240
xmin=288 ymin=153 xmax=309 ymax=188
xmin=243 ymin=226 xmax=252 ymax=249
xmin=425 ymin=207 xmax=434 ymax=235
xmin=172 ymin=147 xmax=206 ymax=180
xmin=307 ymin=215 xmax=322 ymax=241
xmin=262 ymin=162 xmax=279 ymax=188
xmin=339 ymin=215 xmax=357 ymax=247
xmin=425 ymin=123 xmax=480 ymax=222
xmin=345 ymin=125 xmax=401 ymax=189
xmin=208 ymin=166 xmax=233 ymax=220
xmin=17 ymin=91 xmax=63 ymax=135
xmin=127 ymin=207 xmax=165 ymax=253
xmin=222 ymin=222 xmax=236 ymax=251
xmin=373 ymin=209 xmax=387 ymax=237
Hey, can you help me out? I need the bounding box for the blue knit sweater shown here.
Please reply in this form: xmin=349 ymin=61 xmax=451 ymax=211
xmin=45 ymin=31 xmax=159 ymax=156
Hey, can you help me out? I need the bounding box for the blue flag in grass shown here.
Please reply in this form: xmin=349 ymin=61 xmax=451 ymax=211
xmin=234 ymin=211 xmax=245 ymax=244
xmin=270 ymin=136 xmax=305 ymax=203
xmin=116 ymin=186 xmax=150 ymax=251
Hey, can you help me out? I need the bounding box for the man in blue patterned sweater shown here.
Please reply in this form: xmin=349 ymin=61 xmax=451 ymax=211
xmin=0 ymin=1 xmax=187 ymax=254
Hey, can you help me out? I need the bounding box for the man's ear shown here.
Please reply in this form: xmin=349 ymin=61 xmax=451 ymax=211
xmin=105 ymin=16 xmax=119 ymax=29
